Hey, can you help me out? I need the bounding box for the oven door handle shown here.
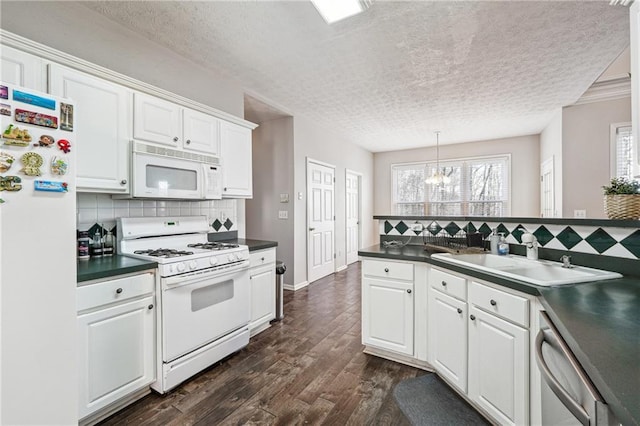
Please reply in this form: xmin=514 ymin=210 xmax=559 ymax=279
xmin=536 ymin=312 xmax=603 ymax=426
xmin=163 ymin=262 xmax=248 ymax=289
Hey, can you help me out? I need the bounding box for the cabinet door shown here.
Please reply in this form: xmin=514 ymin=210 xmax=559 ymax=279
xmin=362 ymin=277 xmax=414 ymax=355
xmin=78 ymin=295 xmax=155 ymax=420
xmin=183 ymin=108 xmax=220 ymax=155
xmin=1 ymin=45 xmax=44 ymax=90
xmin=220 ymin=121 xmax=252 ymax=198
xmin=133 ymin=92 xmax=181 ymax=147
xmin=49 ymin=64 xmax=131 ymax=193
xmin=428 ymin=289 xmax=467 ymax=392
xmin=249 ymin=264 xmax=275 ymax=333
xmin=468 ymin=306 xmax=529 ymax=426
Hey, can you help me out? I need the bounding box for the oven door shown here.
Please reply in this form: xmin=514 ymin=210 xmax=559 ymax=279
xmin=161 ymin=265 xmax=250 ymax=362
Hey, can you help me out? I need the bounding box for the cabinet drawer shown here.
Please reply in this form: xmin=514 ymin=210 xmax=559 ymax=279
xmin=430 ymin=268 xmax=467 ymax=301
xmin=250 ymin=248 xmax=276 ymax=268
xmin=77 ymin=272 xmax=154 ymax=312
xmin=363 ymin=259 xmax=414 ymax=281
xmin=469 ymin=281 xmax=529 ymax=327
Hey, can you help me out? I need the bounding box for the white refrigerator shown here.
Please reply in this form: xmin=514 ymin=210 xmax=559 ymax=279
xmin=0 ymin=82 xmax=78 ymax=424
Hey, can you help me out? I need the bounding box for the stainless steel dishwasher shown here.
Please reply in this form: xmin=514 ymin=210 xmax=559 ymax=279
xmin=536 ymin=311 xmax=618 ymax=426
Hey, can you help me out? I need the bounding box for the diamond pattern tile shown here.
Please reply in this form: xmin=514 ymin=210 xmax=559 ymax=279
xmin=511 ymin=224 xmax=525 ymax=243
xmin=533 ymin=225 xmax=554 ymax=246
xmin=384 ymin=221 xmax=393 ymax=234
xmin=444 ymin=222 xmax=461 ymax=236
xmin=478 ymin=223 xmax=493 ymax=236
xmin=212 ymin=219 xmax=222 ymax=231
xmin=496 ymin=223 xmax=510 ymax=237
xmin=428 ymin=222 xmax=442 ymax=235
xmin=585 ymin=228 xmax=617 ymax=254
xmin=224 ymin=218 xmax=233 ymax=230
xmin=395 ymin=221 xmax=409 ymax=235
xmin=620 ymin=230 xmax=640 ymax=258
xmin=465 ymin=222 xmax=477 ymax=234
xmin=556 ymin=226 xmax=582 ymax=250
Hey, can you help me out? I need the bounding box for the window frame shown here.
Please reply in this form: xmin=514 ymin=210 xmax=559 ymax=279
xmin=609 ymin=122 xmax=634 ymax=180
xmin=391 ymin=154 xmax=512 ymax=216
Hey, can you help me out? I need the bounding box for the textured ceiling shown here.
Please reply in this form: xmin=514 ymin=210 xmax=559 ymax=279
xmin=80 ymin=1 xmax=630 ymax=152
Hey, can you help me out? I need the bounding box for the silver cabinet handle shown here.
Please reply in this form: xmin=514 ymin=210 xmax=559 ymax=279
xmin=309 ymin=227 xmax=315 ymax=231
xmin=116 ymin=288 xmax=123 ymax=294
xmin=470 ymin=315 xmax=476 ymax=321
xmin=148 ymin=304 xmax=154 ymax=310
xmin=384 ymin=268 xmax=389 ymax=273
xmin=186 ymin=139 xmax=191 ymax=144
xmin=457 ymin=308 xmax=462 ymax=314
xmin=173 ymin=136 xmax=179 ymax=142
xmin=406 ymin=289 xmax=412 ymax=294
xmin=120 ymin=179 xmax=127 ymax=185
xmin=490 ymin=299 xmax=497 ymax=306
xmin=261 ymin=257 xmax=265 ymax=261
xmin=441 ymin=281 xmax=447 ymax=287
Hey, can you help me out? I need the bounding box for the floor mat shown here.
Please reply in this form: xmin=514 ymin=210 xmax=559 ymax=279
xmin=393 ymin=374 xmax=490 ymax=425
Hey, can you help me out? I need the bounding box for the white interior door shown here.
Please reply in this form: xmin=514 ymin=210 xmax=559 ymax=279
xmin=307 ymin=159 xmax=335 ymax=283
xmin=540 ymin=157 xmax=555 ymax=218
xmin=346 ymin=170 xmax=361 ymax=265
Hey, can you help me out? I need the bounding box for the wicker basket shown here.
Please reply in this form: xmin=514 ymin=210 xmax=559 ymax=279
xmin=604 ymin=194 xmax=640 ymax=220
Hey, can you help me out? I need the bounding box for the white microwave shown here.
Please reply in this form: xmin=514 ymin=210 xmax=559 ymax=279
xmin=123 ymin=141 xmax=222 ymax=200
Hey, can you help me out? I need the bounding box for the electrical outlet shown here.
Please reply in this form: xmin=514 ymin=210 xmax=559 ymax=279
xmin=574 ymin=209 xmax=586 ymax=218
xmin=278 ymin=210 xmax=288 ymax=219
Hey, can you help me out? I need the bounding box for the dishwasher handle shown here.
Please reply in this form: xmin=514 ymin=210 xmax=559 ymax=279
xmin=535 ymin=328 xmax=590 ymax=426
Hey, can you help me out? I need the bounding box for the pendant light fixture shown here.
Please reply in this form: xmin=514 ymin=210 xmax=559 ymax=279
xmin=425 ymin=131 xmax=451 ymax=185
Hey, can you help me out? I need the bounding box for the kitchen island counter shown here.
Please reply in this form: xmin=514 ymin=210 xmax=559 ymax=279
xmin=358 ymin=244 xmax=640 ymax=426
xmin=77 ymin=255 xmax=157 ymax=283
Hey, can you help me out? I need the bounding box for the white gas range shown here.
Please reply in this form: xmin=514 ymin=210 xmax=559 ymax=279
xmin=118 ymin=216 xmax=251 ymax=393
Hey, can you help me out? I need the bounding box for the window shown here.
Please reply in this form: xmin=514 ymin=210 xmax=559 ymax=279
xmin=611 ymin=124 xmax=635 ymax=180
xmin=392 ymin=155 xmax=510 ymax=216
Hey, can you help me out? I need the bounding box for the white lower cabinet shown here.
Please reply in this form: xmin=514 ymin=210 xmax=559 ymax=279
xmin=77 ymin=272 xmax=156 ymax=422
xmin=428 ymin=288 xmax=467 ymax=392
xmin=468 ymin=305 xmax=529 ymax=426
xmin=362 ymin=259 xmax=414 ymax=356
xmin=248 ymin=248 xmax=276 ymax=336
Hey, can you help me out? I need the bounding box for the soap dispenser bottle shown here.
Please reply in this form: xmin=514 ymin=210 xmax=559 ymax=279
xmin=498 ymin=234 xmax=510 ymax=256
xmin=489 ymin=228 xmax=500 ymax=255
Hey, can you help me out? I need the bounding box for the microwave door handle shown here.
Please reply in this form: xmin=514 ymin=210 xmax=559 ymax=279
xmin=535 ymin=328 xmax=590 ymax=426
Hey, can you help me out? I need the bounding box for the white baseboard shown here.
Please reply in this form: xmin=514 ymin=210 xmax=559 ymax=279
xmin=284 ymin=281 xmax=309 ymax=291
xmin=336 ymin=265 xmax=348 ymax=272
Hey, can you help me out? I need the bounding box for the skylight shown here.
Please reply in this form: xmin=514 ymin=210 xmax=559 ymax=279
xmin=310 ymin=0 xmax=370 ymax=24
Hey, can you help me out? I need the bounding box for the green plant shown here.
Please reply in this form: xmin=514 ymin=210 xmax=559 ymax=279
xmin=602 ymin=177 xmax=640 ymax=195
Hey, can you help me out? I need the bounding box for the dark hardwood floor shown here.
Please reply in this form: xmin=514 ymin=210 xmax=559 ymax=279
xmin=99 ymin=262 xmax=422 ymax=425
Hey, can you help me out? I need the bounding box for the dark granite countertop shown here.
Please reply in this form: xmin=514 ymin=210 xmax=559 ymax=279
xmin=233 ymin=238 xmax=278 ymax=251
xmin=539 ymin=280 xmax=640 ymax=426
xmin=358 ymin=244 xmax=640 ymax=425
xmin=77 ymin=255 xmax=157 ymax=284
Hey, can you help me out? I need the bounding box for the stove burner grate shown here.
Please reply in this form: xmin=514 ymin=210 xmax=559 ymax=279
xmin=187 ymin=242 xmax=240 ymax=250
xmin=133 ymin=248 xmax=195 ymax=258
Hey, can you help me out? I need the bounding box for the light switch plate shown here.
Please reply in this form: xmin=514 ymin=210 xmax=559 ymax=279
xmin=574 ymin=209 xmax=586 ymax=218
xmin=278 ymin=210 xmax=288 ymax=219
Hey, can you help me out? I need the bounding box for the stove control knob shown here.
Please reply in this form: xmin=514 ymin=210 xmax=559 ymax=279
xmin=236 ymin=251 xmax=246 ymax=260
xmin=177 ymin=262 xmax=186 ymax=272
xmin=210 ymin=257 xmax=219 ymax=266
xmin=169 ymin=264 xmax=175 ymax=273
xmin=227 ymin=254 xmax=235 ymax=262
xmin=189 ymin=261 xmax=197 ymax=270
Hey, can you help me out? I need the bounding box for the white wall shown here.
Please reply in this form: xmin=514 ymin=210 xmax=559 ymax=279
xmin=374 ymin=135 xmax=541 ymax=218
xmin=0 ymin=2 xmax=244 ymax=118
xmin=246 ymin=117 xmax=295 ymax=284
xmin=540 ymin=109 xmax=563 ymax=217
xmin=562 ymin=97 xmax=631 ymax=218
xmin=293 ymin=116 xmax=375 ymax=287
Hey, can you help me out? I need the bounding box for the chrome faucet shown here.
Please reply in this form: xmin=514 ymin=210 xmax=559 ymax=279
xmin=560 ymin=255 xmax=574 ymax=269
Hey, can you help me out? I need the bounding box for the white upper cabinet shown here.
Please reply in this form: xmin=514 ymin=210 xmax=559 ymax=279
xmin=220 ymin=121 xmax=253 ymax=198
xmin=0 ymin=45 xmax=45 ymax=90
xmin=49 ymin=64 xmax=131 ymax=193
xmin=133 ymin=92 xmax=220 ymax=156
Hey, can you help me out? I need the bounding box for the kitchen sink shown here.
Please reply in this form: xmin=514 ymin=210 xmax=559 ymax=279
xmin=431 ymin=253 xmax=622 ymax=286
